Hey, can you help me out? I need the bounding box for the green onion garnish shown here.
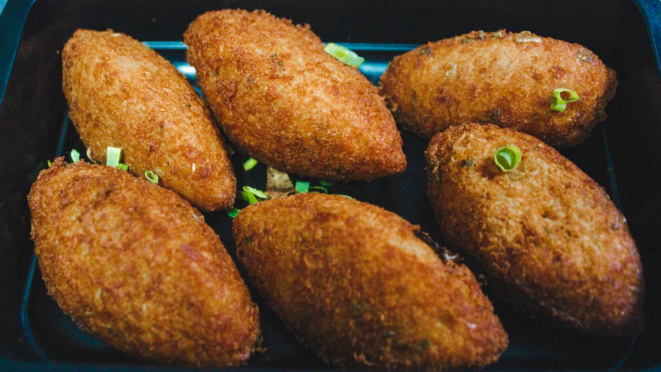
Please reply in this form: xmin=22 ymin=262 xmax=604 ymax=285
xmin=106 ymin=146 xmax=122 ymax=167
xmin=493 ymin=145 xmax=522 ymax=172
xmin=339 ymin=194 xmax=353 ymax=199
xmin=324 ymin=43 xmax=365 ymax=68
xmin=241 ymin=186 xmax=269 ymax=205
xmin=241 ymin=190 xmax=259 ymax=204
xmin=227 ymin=207 xmax=241 ymax=218
xmin=243 ymin=186 xmax=268 ymax=200
xmin=295 ymin=181 xmax=310 ymax=193
xmin=550 ymin=88 xmax=580 ymax=112
xmin=310 ymin=186 xmax=328 ymax=193
xmin=70 ymin=149 xmax=80 ymax=163
xmin=47 ymin=160 xmax=52 ymax=167
xmin=319 ymin=181 xmax=334 ymax=186
xmin=117 ymin=163 xmax=129 ymax=171
xmin=145 ymin=170 xmax=159 ymax=184
xmin=243 ymin=158 xmax=258 ymax=171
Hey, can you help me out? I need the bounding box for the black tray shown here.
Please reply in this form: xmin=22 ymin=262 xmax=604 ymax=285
xmin=2 ymin=1 xmax=661 ymax=371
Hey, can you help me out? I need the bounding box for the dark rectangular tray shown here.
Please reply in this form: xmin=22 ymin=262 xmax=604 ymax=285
xmin=2 ymin=0 xmax=661 ymax=371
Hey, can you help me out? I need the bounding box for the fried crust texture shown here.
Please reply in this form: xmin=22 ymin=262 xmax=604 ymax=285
xmin=381 ymin=30 xmax=617 ymax=147
xmin=28 ymin=159 xmax=259 ymax=367
xmin=184 ymin=10 xmax=406 ymax=180
xmin=426 ymin=124 xmax=644 ymax=335
xmin=234 ymin=193 xmax=507 ymax=370
xmin=62 ymin=29 xmax=235 ymax=211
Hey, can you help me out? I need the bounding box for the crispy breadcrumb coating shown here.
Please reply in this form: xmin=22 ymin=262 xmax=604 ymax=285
xmin=29 ymin=159 xmax=259 ymax=367
xmin=381 ymin=30 xmax=617 ymax=147
xmin=426 ymin=124 xmax=644 ymax=335
xmin=62 ymin=29 xmax=235 ymax=211
xmin=234 ymin=193 xmax=507 ymax=370
xmin=185 ymin=10 xmax=406 ymax=180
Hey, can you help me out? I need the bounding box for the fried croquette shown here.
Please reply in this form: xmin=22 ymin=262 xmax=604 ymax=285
xmin=425 ymin=123 xmax=644 ymax=335
xmin=234 ymin=193 xmax=508 ymax=370
xmin=28 ymin=159 xmax=259 ymax=367
xmin=62 ymin=29 xmax=235 ymax=211
xmin=380 ymin=30 xmax=617 ymax=147
xmin=184 ymin=10 xmax=406 ymax=181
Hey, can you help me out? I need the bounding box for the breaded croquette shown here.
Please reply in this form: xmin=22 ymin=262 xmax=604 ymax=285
xmin=28 ymin=159 xmax=260 ymax=367
xmin=184 ymin=10 xmax=406 ymax=181
xmin=62 ymin=29 xmax=235 ymax=211
xmin=426 ymin=124 xmax=644 ymax=335
xmin=381 ymin=30 xmax=617 ymax=147
xmin=234 ymin=193 xmax=508 ymax=370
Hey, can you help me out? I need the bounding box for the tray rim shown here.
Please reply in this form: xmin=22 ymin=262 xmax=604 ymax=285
xmin=3 ymin=0 xmax=661 ymax=107
xmin=0 ymin=0 xmax=659 ymax=370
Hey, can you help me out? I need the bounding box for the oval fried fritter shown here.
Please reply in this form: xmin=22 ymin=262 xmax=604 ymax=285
xmin=62 ymin=29 xmax=235 ymax=211
xmin=28 ymin=159 xmax=259 ymax=367
xmin=234 ymin=193 xmax=507 ymax=370
xmin=184 ymin=10 xmax=406 ymax=181
xmin=380 ymin=30 xmax=617 ymax=147
xmin=425 ymin=124 xmax=644 ymax=335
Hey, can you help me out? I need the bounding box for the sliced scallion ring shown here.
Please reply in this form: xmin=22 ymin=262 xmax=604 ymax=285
xmin=47 ymin=160 xmax=52 ymax=167
xmin=227 ymin=207 xmax=241 ymax=218
xmin=145 ymin=170 xmax=159 ymax=184
xmin=319 ymin=180 xmax=334 ymax=186
xmin=550 ymin=88 xmax=580 ymax=112
xmin=324 ymin=43 xmax=365 ymax=68
xmin=243 ymin=158 xmax=258 ymax=171
xmin=493 ymin=145 xmax=522 ymax=172
xmin=106 ymin=147 xmax=122 ymax=168
xmin=117 ymin=163 xmax=129 ymax=171
xmin=295 ymin=181 xmax=310 ymax=194
xmin=70 ymin=149 xmax=80 ymax=163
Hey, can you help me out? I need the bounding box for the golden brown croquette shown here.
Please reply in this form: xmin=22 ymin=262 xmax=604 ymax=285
xmin=62 ymin=29 xmax=235 ymax=211
xmin=426 ymin=123 xmax=644 ymax=335
xmin=234 ymin=193 xmax=508 ymax=370
xmin=29 ymin=159 xmax=259 ymax=367
xmin=184 ymin=10 xmax=406 ymax=181
xmin=380 ymin=31 xmax=617 ymax=147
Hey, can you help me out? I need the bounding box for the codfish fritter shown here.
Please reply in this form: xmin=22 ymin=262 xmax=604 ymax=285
xmin=381 ymin=30 xmax=617 ymax=147
xmin=62 ymin=29 xmax=235 ymax=211
xmin=28 ymin=159 xmax=260 ymax=367
xmin=234 ymin=193 xmax=508 ymax=370
xmin=184 ymin=10 xmax=406 ymax=181
xmin=426 ymin=124 xmax=644 ymax=335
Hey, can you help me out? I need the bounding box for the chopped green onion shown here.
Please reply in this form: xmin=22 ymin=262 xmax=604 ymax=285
xmin=243 ymin=186 xmax=269 ymax=200
xmin=117 ymin=163 xmax=129 ymax=171
xmin=227 ymin=207 xmax=241 ymax=218
xmin=106 ymin=146 xmax=122 ymax=167
xmin=47 ymin=160 xmax=52 ymax=167
xmin=550 ymin=88 xmax=580 ymax=112
xmin=295 ymin=181 xmax=310 ymax=193
xmin=241 ymin=190 xmax=260 ymax=204
xmin=324 ymin=43 xmax=365 ymax=68
xmin=243 ymin=158 xmax=258 ymax=171
xmin=310 ymin=186 xmax=328 ymax=193
xmin=493 ymin=145 xmax=522 ymax=172
xmin=145 ymin=170 xmax=159 ymax=184
xmin=70 ymin=149 xmax=80 ymax=163
xmin=339 ymin=194 xmax=353 ymax=199
xmin=319 ymin=181 xmax=334 ymax=186
xmin=241 ymin=186 xmax=269 ymax=205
